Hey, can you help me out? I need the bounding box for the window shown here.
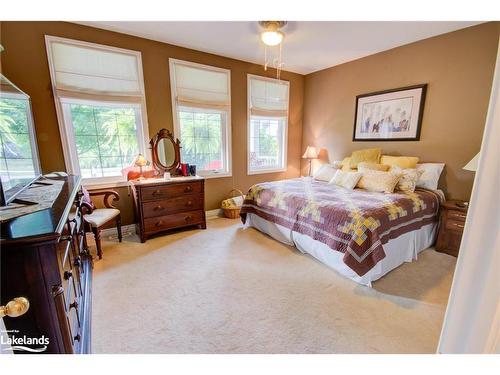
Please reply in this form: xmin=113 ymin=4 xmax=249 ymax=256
xmin=45 ymin=36 xmax=149 ymax=186
xmin=0 ymin=84 xmax=40 ymax=187
xmin=169 ymin=59 xmax=231 ymax=177
xmin=247 ymin=75 xmax=289 ymax=174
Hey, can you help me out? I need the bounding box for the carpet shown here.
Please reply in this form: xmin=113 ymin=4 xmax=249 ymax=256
xmin=91 ymin=218 xmax=456 ymax=353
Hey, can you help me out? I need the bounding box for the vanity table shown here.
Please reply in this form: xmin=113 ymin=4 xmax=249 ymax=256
xmin=130 ymin=129 xmax=206 ymax=242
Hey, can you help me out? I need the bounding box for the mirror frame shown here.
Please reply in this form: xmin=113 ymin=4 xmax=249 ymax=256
xmin=149 ymin=128 xmax=181 ymax=175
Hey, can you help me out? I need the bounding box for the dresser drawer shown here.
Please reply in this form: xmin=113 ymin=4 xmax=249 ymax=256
xmin=142 ymin=195 xmax=204 ymax=218
xmin=144 ymin=210 xmax=204 ymax=233
xmin=141 ymin=181 xmax=203 ymax=201
xmin=447 ymin=210 xmax=467 ymax=222
xmin=446 ymin=219 xmax=465 ymax=232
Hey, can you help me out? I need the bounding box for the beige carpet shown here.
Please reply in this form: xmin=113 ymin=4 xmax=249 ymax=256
xmin=91 ymin=218 xmax=456 ymax=354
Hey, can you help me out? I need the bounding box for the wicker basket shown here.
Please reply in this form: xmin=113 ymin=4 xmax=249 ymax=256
xmin=222 ymin=188 xmax=245 ymax=219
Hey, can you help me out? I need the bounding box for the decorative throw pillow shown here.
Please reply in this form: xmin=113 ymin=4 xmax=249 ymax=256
xmin=357 ymin=162 xmax=390 ymax=172
xmin=341 ymin=157 xmax=355 ymax=172
xmin=416 ymin=163 xmax=445 ymax=190
xmin=81 ymin=186 xmax=95 ymax=210
xmin=329 ymin=170 xmax=362 ymax=190
xmin=390 ymin=166 xmax=423 ymax=193
xmin=356 ymin=170 xmax=401 ymax=193
xmin=350 ymin=148 xmax=382 ymax=168
xmin=313 ymin=163 xmax=341 ymax=182
xmin=380 ymin=155 xmax=419 ymax=169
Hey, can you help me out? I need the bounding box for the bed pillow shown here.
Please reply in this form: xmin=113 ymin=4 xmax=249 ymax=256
xmin=380 ymin=155 xmax=419 ymax=169
xmin=357 ymin=162 xmax=390 ymax=172
xmin=313 ymin=163 xmax=341 ymax=182
xmin=329 ymin=170 xmax=362 ymax=190
xmin=350 ymin=148 xmax=381 ymax=168
xmin=341 ymin=157 xmax=356 ymax=172
xmin=390 ymin=166 xmax=423 ymax=193
xmin=416 ymin=163 xmax=445 ymax=190
xmin=356 ymin=170 xmax=401 ymax=193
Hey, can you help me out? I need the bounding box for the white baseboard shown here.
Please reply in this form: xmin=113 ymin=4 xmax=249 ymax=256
xmin=93 ymin=210 xmax=222 ymax=240
xmin=206 ymin=208 xmax=223 ymax=219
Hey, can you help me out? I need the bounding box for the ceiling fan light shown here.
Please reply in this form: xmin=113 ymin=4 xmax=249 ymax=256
xmin=261 ymin=30 xmax=284 ymax=46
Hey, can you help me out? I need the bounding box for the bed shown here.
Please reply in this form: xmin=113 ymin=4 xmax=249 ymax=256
xmin=240 ymin=177 xmax=443 ymax=286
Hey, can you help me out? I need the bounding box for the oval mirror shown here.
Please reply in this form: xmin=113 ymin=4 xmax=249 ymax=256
xmin=149 ymin=129 xmax=181 ymax=175
xmin=157 ymin=137 xmax=176 ymax=168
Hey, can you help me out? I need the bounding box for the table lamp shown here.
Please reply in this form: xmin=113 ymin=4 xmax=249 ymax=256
xmin=134 ymin=153 xmax=148 ymax=180
xmin=302 ymin=146 xmax=319 ymax=176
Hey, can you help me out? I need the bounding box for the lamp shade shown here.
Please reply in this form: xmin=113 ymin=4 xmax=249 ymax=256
xmin=134 ymin=153 xmax=148 ymax=167
xmin=302 ymin=146 xmax=318 ymax=159
xmin=463 ymin=152 xmax=480 ymax=172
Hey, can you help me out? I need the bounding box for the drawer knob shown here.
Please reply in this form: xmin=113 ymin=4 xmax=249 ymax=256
xmin=0 ymin=297 xmax=30 ymax=318
xmin=64 ymin=270 xmax=73 ymax=280
xmin=154 ymin=205 xmax=164 ymax=211
xmin=155 ymin=221 xmax=163 ymax=227
xmin=186 ymin=201 xmax=192 ymax=206
xmin=185 ymin=215 xmax=193 ymax=222
xmin=184 ymin=186 xmax=193 ymax=192
xmin=153 ymin=189 xmax=161 ymax=195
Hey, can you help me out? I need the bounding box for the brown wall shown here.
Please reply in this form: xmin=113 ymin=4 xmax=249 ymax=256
xmin=0 ymin=21 xmax=304 ymax=224
xmin=301 ymin=22 xmax=500 ymax=200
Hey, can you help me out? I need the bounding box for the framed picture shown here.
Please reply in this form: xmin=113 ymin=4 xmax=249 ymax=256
xmin=353 ymin=84 xmax=427 ymax=141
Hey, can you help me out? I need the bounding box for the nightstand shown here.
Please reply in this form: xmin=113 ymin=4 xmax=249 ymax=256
xmin=436 ymin=199 xmax=468 ymax=257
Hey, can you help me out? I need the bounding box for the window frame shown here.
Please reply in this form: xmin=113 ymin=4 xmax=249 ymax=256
xmin=0 ymin=90 xmax=42 ymax=178
xmin=45 ymin=35 xmax=150 ymax=188
xmin=169 ymin=58 xmax=232 ymax=179
xmin=59 ymin=97 xmax=146 ymax=185
xmin=247 ymin=74 xmax=289 ymax=175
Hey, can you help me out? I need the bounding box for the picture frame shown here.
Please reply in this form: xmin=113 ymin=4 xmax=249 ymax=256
xmin=353 ymin=84 xmax=427 ymax=141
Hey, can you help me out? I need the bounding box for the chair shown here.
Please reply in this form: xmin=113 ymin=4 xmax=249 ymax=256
xmin=81 ymin=190 xmax=122 ymax=259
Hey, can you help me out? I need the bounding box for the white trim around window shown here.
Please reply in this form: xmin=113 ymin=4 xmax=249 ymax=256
xmin=45 ymin=35 xmax=150 ymax=186
xmin=247 ymin=74 xmax=289 ymax=175
xmin=169 ymin=58 xmax=232 ymax=179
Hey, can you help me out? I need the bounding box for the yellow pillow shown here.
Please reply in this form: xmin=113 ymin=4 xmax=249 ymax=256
xmin=350 ymin=148 xmax=381 ymax=168
xmin=356 ymin=170 xmax=401 ymax=193
xmin=341 ymin=157 xmax=355 ymax=172
xmin=357 ymin=162 xmax=390 ymax=172
xmin=380 ymin=155 xmax=419 ymax=169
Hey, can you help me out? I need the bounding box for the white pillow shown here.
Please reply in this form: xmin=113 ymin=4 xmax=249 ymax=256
xmin=313 ymin=163 xmax=341 ymax=182
xmin=416 ymin=163 xmax=445 ymax=190
xmin=329 ymin=170 xmax=362 ymax=190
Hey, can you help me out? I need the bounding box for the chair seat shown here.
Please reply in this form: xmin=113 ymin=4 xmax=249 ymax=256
xmin=84 ymin=208 xmax=120 ymax=227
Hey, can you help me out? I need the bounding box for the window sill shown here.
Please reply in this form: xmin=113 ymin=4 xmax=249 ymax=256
xmin=82 ymin=179 xmax=130 ymax=191
xmin=247 ymin=168 xmax=287 ymax=175
xmin=199 ymin=172 xmax=232 ymax=179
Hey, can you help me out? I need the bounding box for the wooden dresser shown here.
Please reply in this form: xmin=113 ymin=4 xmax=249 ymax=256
xmin=0 ymin=175 xmax=92 ymax=354
xmin=436 ymin=199 xmax=468 ymax=257
xmin=130 ymin=177 xmax=206 ymax=242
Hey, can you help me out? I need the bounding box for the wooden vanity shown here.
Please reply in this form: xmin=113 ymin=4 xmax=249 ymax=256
xmin=130 ymin=176 xmax=206 ymax=242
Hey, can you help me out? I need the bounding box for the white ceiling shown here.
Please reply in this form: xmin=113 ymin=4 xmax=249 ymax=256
xmin=77 ymin=21 xmax=482 ymax=75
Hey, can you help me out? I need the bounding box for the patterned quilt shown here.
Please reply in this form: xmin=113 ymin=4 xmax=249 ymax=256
xmin=240 ymin=177 xmax=441 ymax=276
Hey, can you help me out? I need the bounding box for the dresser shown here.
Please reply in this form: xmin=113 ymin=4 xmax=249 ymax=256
xmin=436 ymin=199 xmax=468 ymax=257
xmin=0 ymin=175 xmax=92 ymax=354
xmin=130 ymin=177 xmax=207 ymax=243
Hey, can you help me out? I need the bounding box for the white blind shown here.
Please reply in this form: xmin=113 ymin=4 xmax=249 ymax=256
xmin=172 ymin=61 xmax=230 ymax=109
xmin=249 ymin=76 xmax=289 ymax=117
xmin=48 ymin=39 xmax=143 ymax=99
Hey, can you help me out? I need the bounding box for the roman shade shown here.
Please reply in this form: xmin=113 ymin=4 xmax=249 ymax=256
xmin=249 ymin=76 xmax=289 ymax=117
xmin=171 ymin=61 xmax=230 ymax=110
xmin=47 ymin=38 xmax=144 ymax=101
